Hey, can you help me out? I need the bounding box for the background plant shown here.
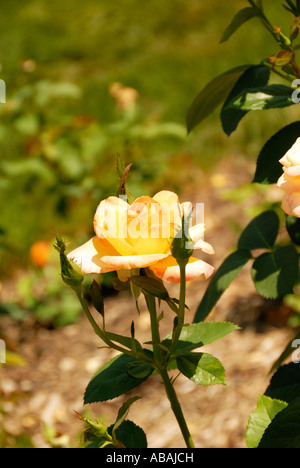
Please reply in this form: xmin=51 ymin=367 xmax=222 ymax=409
xmin=187 ymin=0 xmax=300 ymax=448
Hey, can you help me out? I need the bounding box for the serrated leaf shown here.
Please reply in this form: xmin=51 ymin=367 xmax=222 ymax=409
xmin=163 ymin=321 xmax=239 ymax=354
xmin=266 ymin=362 xmax=300 ymax=403
xmin=108 ymin=420 xmax=147 ymax=448
xmin=246 ymin=394 xmax=288 ymax=448
xmin=259 ymin=396 xmax=300 ymax=448
xmin=221 ymin=65 xmax=270 ymax=135
xmin=251 ymin=246 xmax=299 ymax=299
xmin=177 ymin=352 xmax=226 ymax=386
xmin=194 ymin=249 xmax=251 ymax=322
xmin=220 ymin=7 xmax=258 ymax=43
xmin=113 ymin=397 xmax=141 ymax=435
xmin=186 ymin=65 xmax=252 ymax=133
xmin=238 ymin=210 xmax=280 ymax=250
xmin=84 ymin=354 xmax=152 ymax=403
xmin=253 ymin=122 xmax=300 ymax=184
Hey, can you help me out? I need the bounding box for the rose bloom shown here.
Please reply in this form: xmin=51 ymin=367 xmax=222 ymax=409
xmin=277 ymin=137 xmax=300 ymax=217
xmin=68 ymin=191 xmax=214 ymax=284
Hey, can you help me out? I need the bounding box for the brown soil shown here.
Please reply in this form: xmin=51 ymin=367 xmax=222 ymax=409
xmin=0 ymin=156 xmax=296 ymax=448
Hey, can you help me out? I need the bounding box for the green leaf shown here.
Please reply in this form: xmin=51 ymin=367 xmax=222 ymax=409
xmin=112 ymin=397 xmax=141 ymax=435
xmin=194 ymin=249 xmax=251 ymax=322
xmin=286 ymin=215 xmax=300 ymax=246
xmin=105 ymin=331 xmax=144 ymax=354
xmin=89 ymin=280 xmax=104 ymax=317
xmin=283 ymin=0 xmax=300 ymax=15
xmin=220 ymin=7 xmax=258 ymax=43
xmin=221 ymin=65 xmax=270 ymax=135
xmin=84 ymin=354 xmax=152 ymax=403
xmin=251 ymin=246 xmax=299 ymax=299
xmin=177 ymin=352 xmax=226 ymax=386
xmin=246 ymin=394 xmax=288 ymax=448
xmin=253 ymin=122 xmax=300 ymax=184
xmin=130 ymin=275 xmax=169 ymax=300
xmin=225 ymin=84 xmax=295 ymax=112
xmin=126 ymin=360 xmax=154 ymax=379
xmin=163 ymin=321 xmax=239 ymax=354
xmin=266 ymin=363 xmax=300 ymax=403
xmin=238 ymin=210 xmax=280 ymax=250
xmin=108 ymin=420 xmax=147 ymax=448
xmin=259 ymin=396 xmax=300 ymax=448
xmin=186 ymin=65 xmax=252 ymax=133
xmin=131 ymin=275 xmax=181 ymax=314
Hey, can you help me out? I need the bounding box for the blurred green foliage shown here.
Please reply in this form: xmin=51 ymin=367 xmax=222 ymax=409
xmin=0 ymin=0 xmax=297 ymax=285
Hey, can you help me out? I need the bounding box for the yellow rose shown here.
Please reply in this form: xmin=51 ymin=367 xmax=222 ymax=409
xmin=68 ymin=191 xmax=214 ymax=283
xmin=277 ymin=138 xmax=300 ymax=217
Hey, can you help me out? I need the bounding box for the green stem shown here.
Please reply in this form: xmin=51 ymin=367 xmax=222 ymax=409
xmin=170 ymin=264 xmax=187 ymax=355
xmin=75 ymin=288 xmax=132 ymax=356
xmin=270 ymin=67 xmax=296 ymax=83
xmin=160 ymin=367 xmax=195 ymax=448
xmin=145 ymin=293 xmax=162 ymax=365
xmin=248 ymin=0 xmax=283 ymax=44
xmin=144 ymin=265 xmax=194 ymax=447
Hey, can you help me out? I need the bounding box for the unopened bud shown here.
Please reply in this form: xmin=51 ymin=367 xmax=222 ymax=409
xmin=74 ymin=411 xmax=109 ymax=442
xmin=171 ymin=215 xmax=194 ymax=267
xmin=54 ymin=234 xmax=84 ymax=290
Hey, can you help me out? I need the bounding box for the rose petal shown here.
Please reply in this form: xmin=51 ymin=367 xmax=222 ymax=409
xmin=127 ymin=196 xmax=159 ymax=218
xmin=94 ymin=196 xmax=133 ymax=256
xmin=153 ymin=190 xmax=182 ymax=227
xmin=149 ymin=255 xmax=214 ymax=284
xmin=153 ymin=190 xmax=180 ymax=206
xmin=189 ymin=223 xmax=205 ymax=243
xmin=127 ymin=203 xmax=171 ymax=242
xmin=100 ymin=252 xmax=169 ymax=270
xmin=172 ymin=223 xmax=213 ymax=254
xmin=279 ymin=155 xmax=290 ymax=168
xmin=194 ymin=239 xmax=215 ymax=255
xmin=285 ymin=165 xmax=300 ymax=177
xmin=67 ymin=237 xmax=118 ymax=274
xmin=281 ymin=192 xmax=300 ymax=217
xmin=277 ymin=172 xmax=300 ymax=192
xmin=131 ymin=236 xmax=171 ymax=256
xmin=282 ymin=137 xmax=300 ymax=167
